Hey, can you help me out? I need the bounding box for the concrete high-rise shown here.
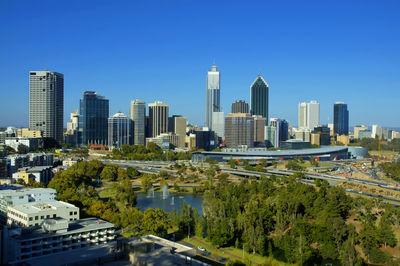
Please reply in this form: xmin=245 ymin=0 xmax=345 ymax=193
xmin=298 ymin=101 xmax=320 ymax=130
xmin=333 ymin=102 xmax=349 ymax=136
xmin=108 ymin=112 xmax=133 ymax=148
xmin=29 ymin=71 xmax=64 ymax=141
xmin=225 ymin=113 xmax=254 ymax=147
xmin=250 ymin=74 xmax=269 ymax=124
xmin=253 ymin=116 xmax=266 ymax=145
xmin=80 ymin=91 xmax=109 ymax=145
xmin=232 ymin=100 xmax=249 ymax=114
xmin=148 ymin=101 xmax=169 ymax=137
xmin=206 ymin=64 xmax=221 ymax=129
xmin=129 ymin=99 xmax=146 ymax=145
xmin=354 ymin=125 xmax=368 ymax=139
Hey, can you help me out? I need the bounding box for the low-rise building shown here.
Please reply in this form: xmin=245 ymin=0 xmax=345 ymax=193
xmin=5 ymin=137 xmax=42 ymax=152
xmin=280 ymin=139 xmax=311 ymax=149
xmin=3 ymin=217 xmax=115 ymax=264
xmin=7 ymin=201 xmax=79 ymax=227
xmin=17 ymin=128 xmax=42 ymax=138
xmin=13 ymin=166 xmax=54 ymax=185
xmin=0 ymin=188 xmax=56 ymax=225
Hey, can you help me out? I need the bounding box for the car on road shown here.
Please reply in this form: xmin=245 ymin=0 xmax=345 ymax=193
xmin=198 ymin=246 xmax=206 ymax=252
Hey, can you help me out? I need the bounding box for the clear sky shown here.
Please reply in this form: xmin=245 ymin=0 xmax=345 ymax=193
xmin=1 ymin=0 xmax=399 ymax=128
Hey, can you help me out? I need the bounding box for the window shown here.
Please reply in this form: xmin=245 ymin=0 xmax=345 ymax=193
xmin=29 ymin=217 xmax=33 ymax=221
xmin=35 ymin=216 xmax=38 ymax=220
xmin=53 ymin=214 xmax=56 ymax=218
xmin=47 ymin=215 xmax=50 ymax=218
xmin=70 ymin=212 xmax=73 ymax=215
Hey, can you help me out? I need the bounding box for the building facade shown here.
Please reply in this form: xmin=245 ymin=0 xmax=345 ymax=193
xmin=269 ymin=118 xmax=289 ymax=148
xmin=80 ymin=91 xmax=109 ymax=145
xmin=108 ymin=112 xmax=133 ymax=148
xmin=225 ymin=113 xmax=254 ymax=147
xmin=250 ymin=74 xmax=269 ymax=124
xmin=206 ymin=64 xmax=221 ymax=129
xmin=231 ymin=100 xmax=249 ymax=114
xmin=129 ymin=99 xmax=146 ymax=145
xmin=211 ymin=111 xmax=225 ymax=140
xmin=7 ymin=200 xmax=79 ymax=227
xmin=29 ymin=71 xmax=64 ymax=141
xmin=148 ymin=101 xmax=169 ymax=138
xmin=354 ymin=125 xmax=368 ymax=139
xmin=333 ymin=102 xmax=349 ymax=136
xmin=298 ymin=101 xmax=320 ymax=130
xmin=253 ymin=116 xmax=266 ymax=146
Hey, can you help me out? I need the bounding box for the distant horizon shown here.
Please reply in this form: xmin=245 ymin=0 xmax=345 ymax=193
xmin=1 ymin=1 xmax=400 ymax=128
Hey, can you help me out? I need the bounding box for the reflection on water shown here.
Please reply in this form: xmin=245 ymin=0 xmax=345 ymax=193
xmin=136 ymin=192 xmax=203 ymax=216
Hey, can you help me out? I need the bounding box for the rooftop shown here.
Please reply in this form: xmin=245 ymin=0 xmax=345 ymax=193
xmin=0 ymin=188 xmax=56 ymax=198
xmin=9 ymin=200 xmax=77 ymax=215
xmin=14 ymin=217 xmax=114 ymax=241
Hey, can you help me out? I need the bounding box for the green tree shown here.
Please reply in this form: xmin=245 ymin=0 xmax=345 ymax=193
xmin=141 ymin=208 xmax=170 ymax=237
xmin=141 ymin=174 xmax=152 ymax=193
xmin=100 ymin=164 xmax=119 ymax=181
xmin=377 ymin=215 xmax=396 ymax=248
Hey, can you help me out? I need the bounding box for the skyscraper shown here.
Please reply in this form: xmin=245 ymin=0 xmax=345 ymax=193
xmin=270 ymin=118 xmax=289 ymax=148
xmin=206 ymin=63 xmax=220 ymax=129
xmin=148 ymin=101 xmax=169 ymax=137
xmin=80 ymin=91 xmax=109 ymax=145
xmin=298 ymin=101 xmax=320 ymax=130
xmin=333 ymin=102 xmax=349 ymax=136
xmin=250 ymin=74 xmax=269 ymax=124
xmin=108 ymin=112 xmax=133 ymax=148
xmin=224 ymin=113 xmax=254 ymax=147
xmin=232 ymin=100 xmax=249 ymax=114
xmin=129 ymin=99 xmax=146 ymax=145
xmin=253 ymin=115 xmax=266 ymax=145
xmin=29 ymin=71 xmax=64 ymax=141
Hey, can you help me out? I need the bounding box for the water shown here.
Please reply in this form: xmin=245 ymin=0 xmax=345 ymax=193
xmin=136 ymin=192 xmax=203 ymax=216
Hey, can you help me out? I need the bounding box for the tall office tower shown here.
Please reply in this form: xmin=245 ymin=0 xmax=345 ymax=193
xmin=206 ymin=63 xmax=221 ymax=129
xmin=253 ymin=116 xmax=266 ymax=145
xmin=148 ymin=101 xmax=169 ymax=137
xmin=108 ymin=112 xmax=133 ymax=148
xmin=174 ymin=116 xmax=187 ymax=148
xmin=67 ymin=110 xmax=79 ymax=132
xmin=65 ymin=110 xmax=80 ymax=147
xmin=250 ymin=74 xmax=269 ymax=124
xmin=354 ymin=125 xmax=368 ymax=139
xmin=298 ymin=102 xmax=307 ymax=129
xmin=270 ymin=118 xmax=289 ymax=148
xmin=212 ymin=111 xmax=225 ymax=139
xmin=129 ymin=99 xmax=146 ymax=145
xmin=29 ymin=71 xmax=64 ymax=141
xmin=80 ymin=91 xmax=109 ymax=145
xmin=333 ymin=102 xmax=349 ymax=136
xmin=298 ymin=101 xmax=320 ymax=130
xmin=224 ymin=113 xmax=254 ymax=147
xmin=232 ymin=100 xmax=249 ymax=114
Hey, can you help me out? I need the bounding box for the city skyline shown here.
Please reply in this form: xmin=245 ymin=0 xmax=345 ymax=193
xmin=1 ymin=1 xmax=400 ymax=128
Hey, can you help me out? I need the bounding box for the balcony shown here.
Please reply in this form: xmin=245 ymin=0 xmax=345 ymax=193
xmin=107 ymin=235 xmax=115 ymax=240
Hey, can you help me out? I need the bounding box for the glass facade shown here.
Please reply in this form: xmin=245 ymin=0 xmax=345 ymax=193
xmin=333 ymin=102 xmax=349 ymax=135
xmin=250 ymin=75 xmax=269 ymax=125
xmin=80 ymin=91 xmax=109 ymax=145
xmin=108 ymin=113 xmax=133 ymax=148
xmin=206 ymin=64 xmax=220 ymax=129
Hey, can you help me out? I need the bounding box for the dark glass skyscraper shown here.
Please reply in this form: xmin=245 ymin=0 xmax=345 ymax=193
xmin=250 ymin=74 xmax=269 ymax=124
xmin=333 ymin=102 xmax=349 ymax=135
xmin=80 ymin=91 xmax=109 ymax=145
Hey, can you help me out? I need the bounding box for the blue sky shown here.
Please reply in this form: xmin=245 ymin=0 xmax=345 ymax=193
xmin=1 ymin=0 xmax=399 ymax=128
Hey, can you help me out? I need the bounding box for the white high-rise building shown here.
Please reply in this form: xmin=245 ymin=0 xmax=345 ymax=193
xmin=298 ymin=101 xmax=320 ymax=131
xmin=372 ymin=125 xmax=382 ymax=138
xmin=67 ymin=110 xmax=79 ymax=132
xmin=108 ymin=112 xmax=133 ymax=148
xmin=206 ymin=64 xmax=220 ymax=130
xmin=29 ymin=71 xmax=64 ymax=141
xmin=149 ymin=101 xmax=169 ymax=137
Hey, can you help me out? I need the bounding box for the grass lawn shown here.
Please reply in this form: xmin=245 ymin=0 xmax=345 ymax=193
xmin=184 ymin=236 xmax=292 ymax=265
xmin=99 ymin=187 xmax=117 ymax=199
